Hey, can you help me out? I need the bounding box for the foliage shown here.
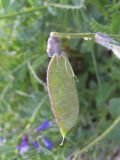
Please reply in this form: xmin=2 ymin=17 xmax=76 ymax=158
xmin=0 ymin=0 xmax=120 ymax=159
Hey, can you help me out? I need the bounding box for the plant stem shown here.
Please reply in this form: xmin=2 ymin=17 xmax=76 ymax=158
xmin=44 ymin=2 xmax=84 ymax=9
xmin=51 ymin=32 xmax=120 ymax=40
xmin=51 ymin=32 xmax=95 ymax=39
xmin=0 ymin=5 xmax=47 ymax=19
xmin=72 ymin=116 xmax=120 ymax=160
xmin=91 ymin=51 xmax=101 ymax=88
xmin=0 ymin=2 xmax=84 ymax=19
xmin=27 ymin=62 xmax=47 ymax=91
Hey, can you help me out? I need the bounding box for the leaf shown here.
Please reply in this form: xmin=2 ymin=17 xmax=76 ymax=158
xmin=96 ymin=83 xmax=115 ymax=108
xmin=47 ymin=54 xmax=79 ymax=143
xmin=0 ymin=145 xmax=15 ymax=154
xmin=0 ymin=0 xmax=9 ymax=9
xmin=108 ymin=124 xmax=120 ymax=143
xmin=111 ymin=66 xmax=120 ymax=81
xmin=108 ymin=98 xmax=120 ymax=117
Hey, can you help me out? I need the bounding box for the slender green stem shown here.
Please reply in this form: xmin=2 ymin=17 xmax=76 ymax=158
xmin=0 ymin=82 xmax=12 ymax=103
xmin=44 ymin=2 xmax=84 ymax=9
xmin=72 ymin=116 xmax=120 ymax=160
xmin=51 ymin=32 xmax=95 ymax=39
xmin=15 ymin=90 xmax=34 ymax=98
xmin=0 ymin=5 xmax=47 ymax=19
xmin=91 ymin=51 xmax=101 ymax=88
xmin=51 ymin=32 xmax=120 ymax=40
xmin=0 ymin=83 xmax=10 ymax=99
xmin=27 ymin=62 xmax=47 ymax=91
xmin=12 ymin=55 xmax=39 ymax=74
xmin=0 ymin=2 xmax=84 ymax=19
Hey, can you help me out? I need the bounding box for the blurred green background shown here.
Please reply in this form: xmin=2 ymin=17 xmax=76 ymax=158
xmin=0 ymin=0 xmax=120 ymax=159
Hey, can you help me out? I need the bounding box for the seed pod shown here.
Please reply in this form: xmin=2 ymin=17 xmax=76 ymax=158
xmin=47 ymin=54 xmax=79 ymax=144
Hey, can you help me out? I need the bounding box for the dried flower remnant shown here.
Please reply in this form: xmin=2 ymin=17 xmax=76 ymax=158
xmin=84 ymin=37 xmax=92 ymax=41
xmin=95 ymin=32 xmax=120 ymax=59
xmin=34 ymin=120 xmax=53 ymax=133
xmin=32 ymin=140 xmax=41 ymax=152
xmin=16 ymin=135 xmax=29 ymax=154
xmin=47 ymin=35 xmax=62 ymax=57
xmin=42 ymin=137 xmax=54 ymax=150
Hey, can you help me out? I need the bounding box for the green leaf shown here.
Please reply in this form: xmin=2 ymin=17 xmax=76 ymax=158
xmin=111 ymin=66 xmax=120 ymax=81
xmin=0 ymin=0 xmax=9 ymax=9
xmin=0 ymin=145 xmax=15 ymax=154
xmin=96 ymin=83 xmax=115 ymax=108
xmin=47 ymin=54 xmax=79 ymax=143
xmin=108 ymin=124 xmax=120 ymax=143
xmin=108 ymin=98 xmax=120 ymax=117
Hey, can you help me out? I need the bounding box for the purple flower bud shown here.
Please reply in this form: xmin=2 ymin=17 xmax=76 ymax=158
xmin=0 ymin=137 xmax=6 ymax=145
xmin=32 ymin=141 xmax=41 ymax=152
xmin=95 ymin=32 xmax=117 ymax=50
xmin=34 ymin=120 xmax=53 ymax=133
xmin=95 ymin=32 xmax=120 ymax=59
xmin=42 ymin=137 xmax=54 ymax=150
xmin=22 ymin=134 xmax=29 ymax=143
xmin=16 ymin=135 xmax=29 ymax=154
xmin=47 ymin=36 xmax=62 ymax=57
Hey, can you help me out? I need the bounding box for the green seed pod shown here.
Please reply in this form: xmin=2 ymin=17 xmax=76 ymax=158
xmin=47 ymin=54 xmax=79 ymax=144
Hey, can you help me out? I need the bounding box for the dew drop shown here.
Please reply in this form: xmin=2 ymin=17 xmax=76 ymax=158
xmin=84 ymin=37 xmax=92 ymax=41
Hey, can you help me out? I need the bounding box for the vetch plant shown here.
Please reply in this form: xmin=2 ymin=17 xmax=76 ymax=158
xmin=0 ymin=1 xmax=120 ymax=159
xmin=32 ymin=141 xmax=41 ymax=152
xmin=42 ymin=137 xmax=54 ymax=150
xmin=34 ymin=120 xmax=53 ymax=133
xmin=16 ymin=120 xmax=54 ymax=155
xmin=46 ymin=31 xmax=120 ymax=155
xmin=47 ymin=34 xmax=79 ymax=145
xmin=16 ymin=135 xmax=29 ymax=154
